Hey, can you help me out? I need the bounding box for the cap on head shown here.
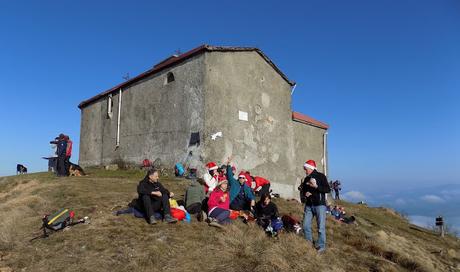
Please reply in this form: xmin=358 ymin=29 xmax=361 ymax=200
xmin=206 ymin=162 xmax=218 ymax=171
xmin=238 ymin=171 xmax=246 ymax=179
xmin=303 ymin=160 xmax=316 ymax=170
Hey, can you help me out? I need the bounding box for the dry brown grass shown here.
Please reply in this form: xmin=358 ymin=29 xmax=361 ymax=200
xmin=0 ymin=170 xmax=459 ymax=272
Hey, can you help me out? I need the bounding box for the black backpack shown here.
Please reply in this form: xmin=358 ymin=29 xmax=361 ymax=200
xmin=43 ymin=208 xmax=74 ymax=232
xmin=30 ymin=208 xmax=88 ymax=241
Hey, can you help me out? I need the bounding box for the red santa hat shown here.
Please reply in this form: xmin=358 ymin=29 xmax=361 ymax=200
xmin=206 ymin=162 xmax=218 ymax=171
xmin=217 ymin=177 xmax=228 ymax=187
xmin=217 ymin=175 xmax=226 ymax=182
xmin=238 ymin=171 xmax=247 ymax=179
xmin=303 ymin=160 xmax=317 ymax=170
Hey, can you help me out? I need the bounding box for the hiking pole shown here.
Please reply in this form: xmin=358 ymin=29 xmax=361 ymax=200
xmin=30 ymin=216 xmax=50 ymax=242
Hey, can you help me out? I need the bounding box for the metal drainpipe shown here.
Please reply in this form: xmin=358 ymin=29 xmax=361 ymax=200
xmin=323 ymin=131 xmax=328 ymax=176
xmin=116 ymin=88 xmax=122 ymax=147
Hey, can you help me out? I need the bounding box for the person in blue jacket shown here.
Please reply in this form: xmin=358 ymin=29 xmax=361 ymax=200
xmin=225 ymin=157 xmax=255 ymax=212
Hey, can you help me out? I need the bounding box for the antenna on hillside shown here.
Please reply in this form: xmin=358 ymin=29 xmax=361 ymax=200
xmin=122 ymin=73 xmax=130 ymax=81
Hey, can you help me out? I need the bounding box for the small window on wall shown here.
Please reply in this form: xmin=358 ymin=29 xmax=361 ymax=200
xmin=107 ymin=94 xmax=113 ymax=119
xmin=165 ymin=72 xmax=175 ymax=84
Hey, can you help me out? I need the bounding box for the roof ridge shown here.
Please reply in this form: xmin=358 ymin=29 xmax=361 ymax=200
xmin=292 ymin=111 xmax=329 ymax=130
xmin=78 ymin=44 xmax=295 ymax=109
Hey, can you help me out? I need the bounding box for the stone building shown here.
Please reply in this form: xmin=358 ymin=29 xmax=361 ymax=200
xmin=78 ymin=45 xmax=329 ymax=197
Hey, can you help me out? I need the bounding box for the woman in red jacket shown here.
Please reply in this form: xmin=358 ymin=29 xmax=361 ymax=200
xmin=207 ymin=178 xmax=231 ymax=226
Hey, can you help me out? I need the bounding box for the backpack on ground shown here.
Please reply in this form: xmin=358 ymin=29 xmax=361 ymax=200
xmin=43 ymin=208 xmax=75 ymax=232
xmin=30 ymin=208 xmax=89 ymax=242
xmin=281 ymin=215 xmax=302 ymax=234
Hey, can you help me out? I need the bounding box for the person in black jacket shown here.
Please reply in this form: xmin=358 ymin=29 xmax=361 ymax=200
xmin=255 ymin=194 xmax=283 ymax=236
xmin=134 ymin=169 xmax=177 ymax=224
xmin=299 ymin=160 xmax=330 ymax=252
xmin=55 ymin=134 xmax=67 ymax=177
xmin=255 ymin=194 xmax=279 ymax=222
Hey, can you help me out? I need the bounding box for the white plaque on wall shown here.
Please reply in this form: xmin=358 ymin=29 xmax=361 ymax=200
xmin=238 ymin=111 xmax=248 ymax=121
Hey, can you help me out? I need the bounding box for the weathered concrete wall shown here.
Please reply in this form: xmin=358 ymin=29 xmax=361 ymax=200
xmin=202 ymin=51 xmax=298 ymax=197
xmin=79 ymin=101 xmax=104 ymax=166
xmin=291 ymin=121 xmax=327 ymax=189
xmin=201 ymin=51 xmax=327 ymax=198
xmin=79 ymin=54 xmax=206 ymax=168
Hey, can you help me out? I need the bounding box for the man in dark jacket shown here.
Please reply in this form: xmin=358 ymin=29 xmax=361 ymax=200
xmin=299 ymin=160 xmax=330 ymax=252
xmin=56 ymin=134 xmax=67 ymax=177
xmin=134 ymin=169 xmax=177 ymax=224
xmin=332 ymin=180 xmax=341 ymax=200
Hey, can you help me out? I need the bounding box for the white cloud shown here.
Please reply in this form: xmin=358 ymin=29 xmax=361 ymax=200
xmin=343 ymin=191 xmax=366 ymax=202
xmin=420 ymin=195 xmax=445 ymax=204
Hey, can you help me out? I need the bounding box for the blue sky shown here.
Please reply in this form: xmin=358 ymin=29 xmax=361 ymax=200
xmin=0 ymin=1 xmax=459 ymax=229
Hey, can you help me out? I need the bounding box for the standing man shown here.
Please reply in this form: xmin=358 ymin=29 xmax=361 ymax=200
xmin=333 ymin=180 xmax=341 ymax=200
xmin=299 ymin=160 xmax=331 ymax=252
xmin=56 ymin=134 xmax=67 ymax=177
xmin=64 ymin=135 xmax=73 ymax=176
xmin=49 ymin=136 xmax=59 ymax=172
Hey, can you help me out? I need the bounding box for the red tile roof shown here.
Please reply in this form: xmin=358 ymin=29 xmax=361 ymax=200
xmin=78 ymin=45 xmax=295 ymax=109
xmin=292 ymin=111 xmax=329 ymax=130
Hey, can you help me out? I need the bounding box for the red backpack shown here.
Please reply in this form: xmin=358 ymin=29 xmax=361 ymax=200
xmin=142 ymin=159 xmax=151 ymax=168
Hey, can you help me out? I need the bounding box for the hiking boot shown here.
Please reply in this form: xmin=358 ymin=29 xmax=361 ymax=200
xmin=201 ymin=211 xmax=208 ymax=222
xmin=208 ymin=219 xmax=223 ymax=229
xmin=197 ymin=211 xmax=203 ymax=222
xmin=317 ymin=248 xmax=326 ymax=254
xmin=164 ymin=214 xmax=178 ymax=223
xmin=148 ymin=215 xmax=157 ymax=225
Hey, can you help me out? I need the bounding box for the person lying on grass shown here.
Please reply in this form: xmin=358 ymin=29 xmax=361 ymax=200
xmin=207 ymin=178 xmax=232 ymax=227
xmin=133 ymin=168 xmax=178 ymax=224
xmin=225 ymin=157 xmax=255 ymax=213
xmin=330 ymin=206 xmax=355 ymax=224
xmin=255 ymin=193 xmax=283 ymax=236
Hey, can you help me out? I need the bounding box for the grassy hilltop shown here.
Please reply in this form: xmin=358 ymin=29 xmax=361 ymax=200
xmin=0 ymin=170 xmax=459 ymax=272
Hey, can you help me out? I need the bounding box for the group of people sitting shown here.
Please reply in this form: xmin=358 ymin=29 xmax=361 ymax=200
xmin=201 ymin=158 xmax=278 ymax=230
xmin=119 ymin=157 xmax=355 ymax=251
xmin=129 ymin=156 xmax=285 ymax=236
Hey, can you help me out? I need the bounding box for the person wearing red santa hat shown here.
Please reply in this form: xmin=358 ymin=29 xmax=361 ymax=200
xmin=203 ymin=162 xmax=219 ymax=193
xmin=207 ymin=178 xmax=231 ymax=227
xmin=299 ymin=159 xmax=331 ymax=253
